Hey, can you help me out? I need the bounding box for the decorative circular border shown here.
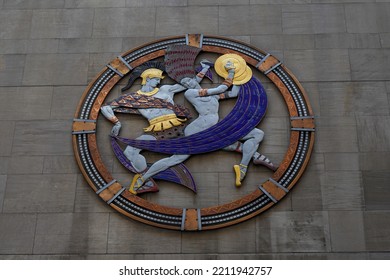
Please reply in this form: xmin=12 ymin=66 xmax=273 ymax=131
xmin=72 ymin=35 xmax=315 ymax=231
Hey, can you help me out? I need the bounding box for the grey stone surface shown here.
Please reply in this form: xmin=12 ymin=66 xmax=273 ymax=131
xmin=256 ymin=211 xmax=330 ymax=252
xmin=13 ymin=120 xmax=73 ymax=156
xmin=23 ymin=54 xmax=89 ymax=86
xmin=359 ymin=152 xmax=390 ymax=171
xmin=7 ymin=156 xmax=44 ymax=174
xmin=0 ymin=10 xmax=32 ymax=39
xmin=345 ymin=3 xmax=390 ymax=33
xmin=31 ymin=9 xmax=94 ymax=39
xmin=0 ymin=87 xmax=53 ymax=120
xmin=219 ymin=5 xmax=282 ymax=35
xmin=324 ymin=153 xmax=360 ymax=171
xmin=27 ymin=39 xmax=59 ymax=54
xmin=284 ymin=50 xmax=351 ymax=82
xmin=364 ymin=211 xmax=390 ymax=251
xmin=50 ymin=86 xmax=85 ymax=119
xmin=0 ymin=0 xmax=389 ymax=261
xmin=74 ymin=175 xmax=115 ymax=213
xmin=65 ymin=0 xmax=125 ymax=8
xmin=182 ymin=219 xmax=257 ymax=254
xmin=363 ymin=171 xmax=390 ymax=210
xmin=315 ymin=33 xmax=381 ymax=49
xmin=321 ymin=171 xmax=363 ymax=210
xmin=0 ymin=122 xmax=15 ymax=156
xmin=3 ymin=0 xmax=65 ymax=9
xmin=316 ymin=117 xmax=359 ymax=153
xmin=328 ymin=211 xmax=365 ymax=252
xmin=0 ymin=214 xmax=36 ymax=254
xmin=318 ymin=82 xmax=389 ymax=117
xmin=58 ymin=38 xmax=122 ymax=54
xmin=34 ymin=213 xmax=109 ymax=254
xmin=93 ymin=8 xmax=156 ymax=37
xmin=251 ymin=34 xmax=315 ymax=51
xmin=0 ymin=40 xmax=28 ymax=54
xmin=282 ymin=5 xmax=346 ymax=34
xmin=356 ymin=116 xmax=390 ymax=152
xmin=3 ymin=174 xmax=77 ymax=213
xmin=291 ymin=171 xmax=324 ymax=211
xmin=350 ymin=49 xmax=390 ymax=81
xmin=0 ymin=175 xmax=6 ymax=211
xmin=43 ymin=156 xmax=80 ymax=174
xmin=107 ymin=213 xmax=181 ymax=254
xmin=156 ymin=6 xmax=218 ymax=36
xmin=0 ymin=55 xmax=26 ymax=86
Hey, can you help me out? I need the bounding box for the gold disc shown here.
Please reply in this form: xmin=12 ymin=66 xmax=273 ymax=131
xmin=215 ymin=54 xmax=247 ymax=78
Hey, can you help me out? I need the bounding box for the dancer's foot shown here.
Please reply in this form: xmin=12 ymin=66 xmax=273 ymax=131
xmin=253 ymin=154 xmax=278 ymax=171
xmin=129 ymin=174 xmax=159 ymax=195
xmin=233 ymin=164 xmax=247 ymax=187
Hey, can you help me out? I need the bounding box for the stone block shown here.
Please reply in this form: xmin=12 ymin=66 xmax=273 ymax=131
xmin=0 ymin=158 xmax=8 ymax=174
xmin=182 ymin=219 xmax=257 ymax=254
xmin=0 ymin=87 xmax=53 ymax=121
xmin=190 ymin=0 xmax=249 ymax=4
xmin=88 ymin=53 xmax=118 ymax=82
xmin=156 ymin=6 xmax=218 ymax=36
xmin=93 ymin=8 xmax=156 ymax=37
xmin=350 ymin=49 xmax=390 ymax=81
xmin=0 ymin=40 xmax=27 ymax=54
xmin=13 ymin=120 xmax=73 ymax=156
xmin=380 ymin=33 xmax=390 ymax=48
xmin=0 ymin=55 xmax=26 ymax=86
xmin=51 ymin=86 xmax=85 ymax=120
xmin=315 ymin=117 xmax=358 ymax=153
xmin=364 ymin=211 xmax=390 ymax=251
xmin=0 ymin=214 xmax=36 ymax=254
xmin=324 ymin=153 xmax=360 ymax=171
xmin=363 ymin=171 xmax=390 ymax=210
xmin=27 ymin=39 xmax=59 ymax=54
xmin=315 ymin=33 xmax=381 ymax=49
xmin=284 ymin=50 xmax=351 ymax=82
xmin=34 ymin=213 xmax=109 ymax=254
xmin=0 ymin=122 xmax=15 ymax=156
xmin=256 ymin=211 xmax=330 ymax=252
xmin=257 ymin=117 xmax=290 ymax=154
xmin=359 ymin=152 xmax=390 ymax=171
xmin=8 ymin=156 xmax=44 ymax=174
xmin=122 ymin=37 xmax=156 ymax=52
xmin=23 ymin=54 xmax=89 ymax=86
xmin=107 ymin=213 xmax=181 ymax=254
xmin=126 ymin=0 xmax=188 ymax=6
xmin=283 ymin=5 xmax=346 ymax=34
xmin=3 ymin=0 xmax=65 ymax=9
xmin=0 ymin=175 xmax=6 ymax=211
xmin=356 ymin=116 xmax=390 ymax=152
xmin=43 ymin=155 xmax=80 ymax=174
xmin=253 ymin=34 xmax=315 ymax=51
xmin=3 ymin=174 xmax=77 ymax=213
xmin=345 ymin=3 xmax=390 ymax=33
xmin=219 ymin=5 xmax=282 ymax=35
xmin=321 ymin=171 xmax=363 ymax=210
xmin=328 ymin=211 xmax=365 ymax=252
xmin=58 ymin=38 xmax=122 ymax=54
xmin=74 ymin=175 xmax=116 ymax=213
xmin=291 ymin=171 xmax=324 ymax=211
xmin=0 ymin=10 xmax=32 ymax=39
xmin=31 ymin=9 xmax=94 ymax=39
xmin=65 ymin=0 xmax=125 ymax=8
xmin=318 ymin=82 xmax=389 ymax=117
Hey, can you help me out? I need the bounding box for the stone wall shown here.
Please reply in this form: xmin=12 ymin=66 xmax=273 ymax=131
xmin=0 ymin=0 xmax=389 ymax=259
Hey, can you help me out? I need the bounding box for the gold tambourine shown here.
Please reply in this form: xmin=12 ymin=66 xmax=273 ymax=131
xmin=215 ymin=53 xmax=252 ymax=85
